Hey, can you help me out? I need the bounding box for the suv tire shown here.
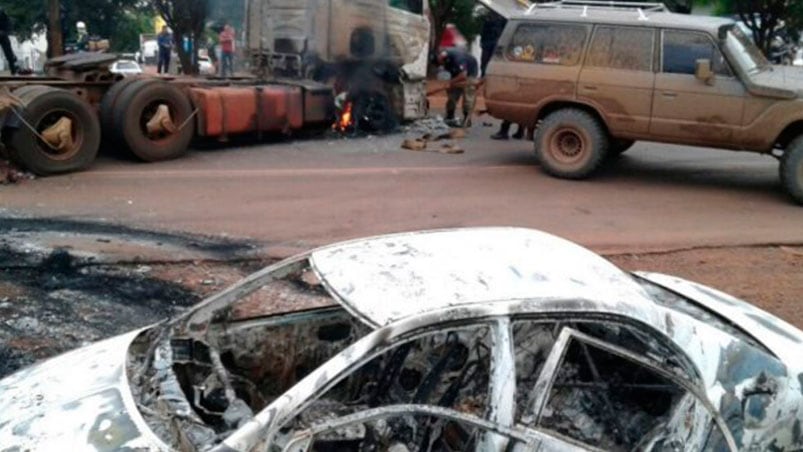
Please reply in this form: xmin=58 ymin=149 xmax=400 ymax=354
xmin=535 ymin=108 xmax=609 ymax=179
xmin=780 ymin=135 xmax=803 ymax=205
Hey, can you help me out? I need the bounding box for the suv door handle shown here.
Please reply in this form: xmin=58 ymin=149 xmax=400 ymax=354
xmin=661 ymin=91 xmax=678 ymax=98
xmin=582 ymin=85 xmax=598 ymax=91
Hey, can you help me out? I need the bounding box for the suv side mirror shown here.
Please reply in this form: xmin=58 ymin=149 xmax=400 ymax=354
xmin=695 ymin=59 xmax=715 ymax=85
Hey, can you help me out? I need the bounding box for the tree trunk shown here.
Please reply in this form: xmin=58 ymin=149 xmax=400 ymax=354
xmin=48 ymin=0 xmax=63 ymax=58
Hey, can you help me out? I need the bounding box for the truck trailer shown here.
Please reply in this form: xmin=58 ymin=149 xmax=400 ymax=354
xmin=0 ymin=0 xmax=431 ymax=176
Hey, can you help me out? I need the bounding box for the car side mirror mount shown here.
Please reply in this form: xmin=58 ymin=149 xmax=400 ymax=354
xmin=695 ymin=59 xmax=715 ymax=85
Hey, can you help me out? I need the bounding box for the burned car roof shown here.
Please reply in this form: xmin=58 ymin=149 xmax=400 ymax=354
xmin=2 ymin=228 xmax=802 ymax=452
xmin=310 ymin=227 xmax=653 ymax=327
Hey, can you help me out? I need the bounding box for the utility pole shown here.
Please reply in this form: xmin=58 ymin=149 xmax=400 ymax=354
xmin=49 ymin=0 xmax=63 ymax=57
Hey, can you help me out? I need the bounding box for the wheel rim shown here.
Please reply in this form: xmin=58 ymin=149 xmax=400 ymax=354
xmin=139 ymin=100 xmax=177 ymax=142
xmin=548 ymin=127 xmax=587 ymax=164
xmin=36 ymin=109 xmax=83 ymax=161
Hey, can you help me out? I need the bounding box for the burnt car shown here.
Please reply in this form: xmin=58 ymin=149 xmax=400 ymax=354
xmin=1 ymin=228 xmax=802 ymax=451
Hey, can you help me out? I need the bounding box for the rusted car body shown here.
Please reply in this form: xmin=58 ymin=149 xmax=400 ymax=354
xmin=1 ymin=228 xmax=801 ymax=451
xmin=481 ymin=0 xmax=803 ymax=203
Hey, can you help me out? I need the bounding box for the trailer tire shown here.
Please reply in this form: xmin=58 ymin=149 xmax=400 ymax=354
xmin=113 ymin=80 xmax=194 ymax=162
xmin=12 ymin=85 xmax=53 ymax=100
xmin=100 ymin=77 xmax=155 ymax=145
xmin=7 ymin=88 xmax=100 ymax=175
xmin=780 ymin=135 xmax=803 ymax=205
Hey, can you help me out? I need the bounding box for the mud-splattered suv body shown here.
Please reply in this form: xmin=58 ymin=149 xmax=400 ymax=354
xmin=482 ymin=1 xmax=803 ymax=203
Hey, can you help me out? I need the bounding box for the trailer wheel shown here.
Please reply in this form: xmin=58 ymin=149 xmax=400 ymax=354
xmin=113 ymin=80 xmax=195 ymax=162
xmin=99 ymin=77 xmax=155 ymax=145
xmin=7 ymin=88 xmax=100 ymax=175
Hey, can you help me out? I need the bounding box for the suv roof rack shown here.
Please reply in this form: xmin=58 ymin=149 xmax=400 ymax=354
xmin=527 ymin=0 xmax=669 ymax=16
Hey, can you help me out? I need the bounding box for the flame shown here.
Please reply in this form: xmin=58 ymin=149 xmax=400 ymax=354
xmin=335 ymin=101 xmax=354 ymax=132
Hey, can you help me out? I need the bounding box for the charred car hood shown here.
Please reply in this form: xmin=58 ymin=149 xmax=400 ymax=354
xmin=636 ymin=271 xmax=803 ymax=370
xmin=747 ymin=65 xmax=803 ymax=98
xmin=0 ymin=329 xmax=165 ymax=451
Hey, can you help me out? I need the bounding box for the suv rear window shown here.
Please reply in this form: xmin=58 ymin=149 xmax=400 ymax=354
xmin=586 ymin=26 xmax=654 ymax=72
xmin=507 ymin=23 xmax=587 ymax=66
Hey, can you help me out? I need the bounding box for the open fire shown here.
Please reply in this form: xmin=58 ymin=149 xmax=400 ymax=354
xmin=334 ymin=101 xmax=354 ymax=133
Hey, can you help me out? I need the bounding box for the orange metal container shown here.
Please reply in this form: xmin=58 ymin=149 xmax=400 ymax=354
xmin=189 ymin=85 xmax=305 ymax=138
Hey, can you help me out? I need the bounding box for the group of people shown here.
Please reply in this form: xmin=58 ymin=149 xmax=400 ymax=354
xmin=435 ymin=9 xmax=529 ymax=139
xmin=156 ymin=23 xmax=236 ymax=76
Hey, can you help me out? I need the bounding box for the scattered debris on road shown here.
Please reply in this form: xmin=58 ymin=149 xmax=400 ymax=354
xmin=0 ymin=158 xmax=35 ymax=185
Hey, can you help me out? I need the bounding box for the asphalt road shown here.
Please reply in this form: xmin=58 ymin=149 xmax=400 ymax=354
xmin=2 ymin=125 xmax=802 ymax=254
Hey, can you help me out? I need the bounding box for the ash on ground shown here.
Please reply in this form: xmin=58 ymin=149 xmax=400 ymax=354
xmin=0 ymin=246 xmax=200 ymax=378
xmin=0 ymin=157 xmax=34 ymax=185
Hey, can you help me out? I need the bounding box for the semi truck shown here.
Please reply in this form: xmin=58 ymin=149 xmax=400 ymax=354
xmin=0 ymin=0 xmax=431 ymax=176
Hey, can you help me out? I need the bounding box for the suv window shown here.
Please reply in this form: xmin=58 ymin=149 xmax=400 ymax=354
xmin=507 ymin=23 xmax=588 ymax=66
xmin=586 ymin=26 xmax=655 ymax=72
xmin=662 ymin=30 xmax=732 ymax=76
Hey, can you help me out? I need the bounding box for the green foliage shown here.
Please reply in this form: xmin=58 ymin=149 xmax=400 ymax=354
xmin=698 ymin=0 xmax=801 ymax=52
xmin=2 ymin=0 xmax=150 ymax=51
xmin=153 ymin=0 xmax=209 ymax=75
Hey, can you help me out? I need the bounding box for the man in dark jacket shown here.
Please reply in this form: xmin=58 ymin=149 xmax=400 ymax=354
xmin=437 ymin=48 xmax=479 ymax=128
xmin=0 ymin=9 xmax=18 ymax=75
xmin=480 ymin=10 xmax=505 ymax=77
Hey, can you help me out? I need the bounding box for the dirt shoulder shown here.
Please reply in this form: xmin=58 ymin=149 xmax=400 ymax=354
xmin=0 ymin=235 xmax=800 ymax=379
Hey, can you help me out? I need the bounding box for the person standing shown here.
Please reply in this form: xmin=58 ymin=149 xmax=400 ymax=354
xmin=219 ymin=24 xmax=235 ymax=77
xmin=75 ymin=21 xmax=89 ymax=52
xmin=0 ymin=8 xmax=17 ymax=75
xmin=436 ymin=48 xmax=479 ymax=128
xmin=157 ymin=26 xmax=172 ymax=74
xmin=480 ymin=9 xmax=505 ymax=77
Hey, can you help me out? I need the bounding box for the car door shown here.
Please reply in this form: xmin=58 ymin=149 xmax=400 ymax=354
xmin=515 ymin=324 xmax=738 ymax=451
xmin=578 ymin=25 xmax=657 ymax=136
xmin=650 ymin=29 xmax=746 ymax=146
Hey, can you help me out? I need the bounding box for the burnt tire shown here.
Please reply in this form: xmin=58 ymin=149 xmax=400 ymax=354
xmin=780 ymin=135 xmax=803 ymax=205
xmin=100 ymin=77 xmax=155 ymax=144
xmin=113 ymin=80 xmax=194 ymax=162
xmin=6 ymin=87 xmax=100 ymax=175
xmin=534 ymin=108 xmax=609 ymax=179
xmin=352 ymin=92 xmax=397 ymax=133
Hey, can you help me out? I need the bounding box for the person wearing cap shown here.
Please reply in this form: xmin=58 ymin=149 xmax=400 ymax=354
xmin=436 ymin=48 xmax=479 ymax=128
xmin=75 ymin=21 xmax=89 ymax=52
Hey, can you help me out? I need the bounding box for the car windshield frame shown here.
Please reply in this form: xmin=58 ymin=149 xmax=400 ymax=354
xmin=722 ymin=24 xmax=770 ymax=75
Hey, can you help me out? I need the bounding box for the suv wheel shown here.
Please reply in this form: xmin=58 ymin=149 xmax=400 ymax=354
xmin=780 ymin=135 xmax=803 ymax=205
xmin=535 ymin=109 xmax=609 ymax=179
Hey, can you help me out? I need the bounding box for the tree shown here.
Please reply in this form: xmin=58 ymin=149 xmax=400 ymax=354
xmin=4 ymin=0 xmax=148 ymax=54
xmin=152 ymin=0 xmax=208 ymax=75
xmin=703 ymin=0 xmax=800 ymax=54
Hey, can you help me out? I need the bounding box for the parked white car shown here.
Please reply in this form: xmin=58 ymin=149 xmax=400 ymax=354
xmin=794 ymin=48 xmax=803 ymax=66
xmin=110 ymin=59 xmax=143 ymax=76
xmin=198 ymin=55 xmax=216 ymax=75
